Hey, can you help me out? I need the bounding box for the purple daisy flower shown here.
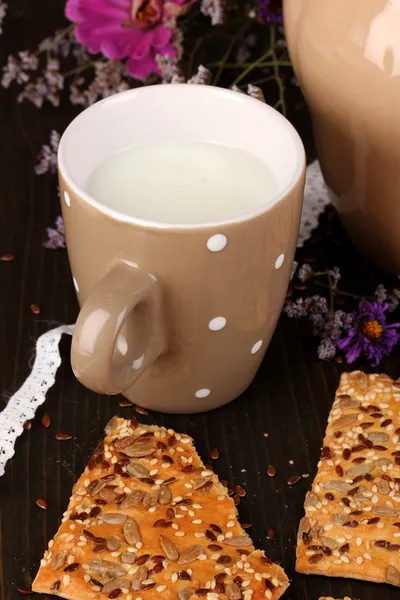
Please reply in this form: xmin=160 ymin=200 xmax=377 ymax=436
xmin=337 ymin=300 xmax=400 ymax=366
xmin=258 ymin=0 xmax=283 ymax=23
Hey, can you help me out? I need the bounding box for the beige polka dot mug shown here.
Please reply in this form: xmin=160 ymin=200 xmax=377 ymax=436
xmin=58 ymin=85 xmax=305 ymax=413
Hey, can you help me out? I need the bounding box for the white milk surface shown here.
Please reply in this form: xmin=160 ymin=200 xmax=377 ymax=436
xmin=85 ymin=140 xmax=280 ymax=224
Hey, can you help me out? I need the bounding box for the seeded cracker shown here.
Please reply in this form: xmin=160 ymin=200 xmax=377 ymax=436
xmin=33 ymin=419 xmax=288 ymax=600
xmin=296 ymin=371 xmax=400 ymax=586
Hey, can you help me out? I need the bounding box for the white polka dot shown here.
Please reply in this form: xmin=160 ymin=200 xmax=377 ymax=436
xmin=251 ymin=340 xmax=263 ymax=354
xmin=117 ymin=336 xmax=128 ymax=356
xmin=275 ymin=253 xmax=284 ymax=269
xmin=195 ymin=389 xmax=211 ymax=399
xmin=207 ymin=234 xmax=227 ymax=252
xmin=72 ymin=277 xmax=79 ymax=293
xmin=208 ymin=317 xmax=226 ymax=331
xmin=132 ymin=354 xmax=144 ymax=370
xmin=64 ymin=190 xmax=71 ymax=207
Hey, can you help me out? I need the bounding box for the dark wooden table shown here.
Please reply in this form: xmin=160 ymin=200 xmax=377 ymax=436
xmin=1 ymin=3 xmax=400 ymax=600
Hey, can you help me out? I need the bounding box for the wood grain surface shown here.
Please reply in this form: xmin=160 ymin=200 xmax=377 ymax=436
xmin=1 ymin=3 xmax=399 ymax=600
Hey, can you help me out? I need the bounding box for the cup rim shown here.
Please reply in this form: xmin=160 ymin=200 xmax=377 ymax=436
xmin=58 ymin=84 xmax=305 ymax=230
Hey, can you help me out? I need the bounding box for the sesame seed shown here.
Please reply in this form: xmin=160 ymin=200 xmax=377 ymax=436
xmin=157 ymin=586 xmax=167 ymax=592
xmin=195 ymin=532 xmax=205 ymax=538
xmin=211 ymin=554 xmax=220 ymax=560
xmin=227 ymin=521 xmax=234 ymax=528
xmin=193 ymin=504 xmax=202 ymax=509
xmin=192 ymin=519 xmax=202 ymax=524
xmin=171 ymin=574 xmax=178 ymax=583
xmin=150 ymin=469 xmax=158 ymax=476
xmin=356 ymin=537 xmax=362 ymax=546
xmin=199 ymin=554 xmax=207 ymax=560
xmin=175 ymin=531 xmax=185 ymax=537
xmin=63 ymin=575 xmax=71 ymax=586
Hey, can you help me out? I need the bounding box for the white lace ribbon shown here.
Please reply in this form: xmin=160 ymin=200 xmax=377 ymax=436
xmin=0 ymin=325 xmax=74 ymax=476
xmin=0 ymin=161 xmax=328 ymax=477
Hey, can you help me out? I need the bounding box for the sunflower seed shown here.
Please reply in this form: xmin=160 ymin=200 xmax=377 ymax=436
xmin=354 ymin=372 xmax=369 ymax=391
xmin=179 ymin=588 xmax=196 ymax=600
xmin=304 ymin=491 xmax=319 ymax=507
xmin=121 ymin=552 xmax=136 ymax=564
xmin=119 ymin=490 xmax=145 ymax=509
xmin=332 ymin=414 xmax=359 ymax=429
xmin=318 ymin=536 xmax=339 ymax=550
xmin=225 ymin=584 xmax=242 ymax=600
xmin=332 ymin=514 xmax=350 ymax=525
xmin=375 ymin=458 xmax=391 ymax=468
xmin=105 ymin=418 xmax=118 ymax=435
xmin=143 ymin=491 xmax=159 ymax=509
xmin=102 ymin=579 xmax=130 ymax=595
xmin=106 ymin=537 xmax=121 ymax=552
xmin=123 ymin=518 xmax=141 ymax=545
xmin=51 ymin=550 xmax=67 ymax=571
xmin=190 ymin=476 xmax=212 ymax=490
xmin=90 ymin=480 xmax=107 ymax=496
xmin=377 ymin=480 xmax=390 ymax=495
xmin=347 ymin=463 xmax=374 ymax=477
xmin=338 ymin=397 xmax=360 ymax=409
xmin=321 ymin=480 xmax=352 ymax=493
xmin=368 ymin=431 xmax=389 ymax=442
xmin=132 ymin=566 xmax=148 ymax=591
xmin=387 ymin=565 xmax=400 ymax=586
xmin=158 ymin=485 xmax=172 ymax=505
xmin=373 ymin=507 xmax=400 ymax=517
xmin=223 ymin=536 xmax=252 ymax=547
xmin=100 ymin=513 xmax=128 ymax=525
xmin=178 ymin=545 xmax=204 ymax=565
xmin=126 ymin=462 xmax=150 ymax=479
xmin=160 ymin=535 xmax=179 ymax=561
xmin=297 ymin=517 xmax=311 ymax=543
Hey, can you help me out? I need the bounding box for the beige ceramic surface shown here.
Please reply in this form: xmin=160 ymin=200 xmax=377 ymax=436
xmin=284 ymin=0 xmax=400 ymax=274
xmin=59 ymin=85 xmax=305 ymax=414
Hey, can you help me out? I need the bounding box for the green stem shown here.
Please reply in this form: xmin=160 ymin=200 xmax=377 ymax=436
xmin=62 ymin=62 xmax=93 ymax=78
xmin=212 ymin=20 xmax=251 ymax=86
xmin=209 ymin=60 xmax=292 ymax=69
xmin=230 ymin=48 xmax=273 ymax=88
xmin=313 ymin=281 xmax=371 ymax=302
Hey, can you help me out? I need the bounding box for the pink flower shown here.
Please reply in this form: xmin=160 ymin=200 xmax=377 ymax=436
xmin=66 ymin=0 xmax=191 ymax=80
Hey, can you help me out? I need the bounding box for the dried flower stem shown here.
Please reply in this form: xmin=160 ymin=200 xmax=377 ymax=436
xmin=212 ymin=20 xmax=251 ymax=86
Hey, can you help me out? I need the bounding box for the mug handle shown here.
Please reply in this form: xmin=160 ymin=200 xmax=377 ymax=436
xmin=71 ymin=261 xmax=166 ymax=395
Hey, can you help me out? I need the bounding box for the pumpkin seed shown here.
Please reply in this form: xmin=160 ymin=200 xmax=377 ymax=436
xmin=119 ymin=490 xmax=145 ymax=509
xmin=160 ymin=535 xmax=179 ymax=561
xmin=123 ymin=518 xmax=141 ymax=545
xmin=124 ymin=443 xmax=156 ymax=458
xmin=106 ymin=537 xmax=121 ymax=552
xmin=158 ymin=485 xmax=172 ymax=505
xmin=143 ymin=491 xmax=159 ymax=509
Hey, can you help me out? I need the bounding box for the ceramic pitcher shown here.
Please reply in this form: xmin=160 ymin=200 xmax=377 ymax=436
xmin=284 ymin=0 xmax=400 ymax=274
